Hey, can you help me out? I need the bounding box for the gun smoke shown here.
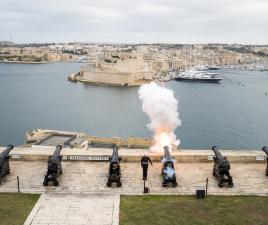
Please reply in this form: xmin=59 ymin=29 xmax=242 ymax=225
xmin=138 ymin=82 xmax=181 ymax=152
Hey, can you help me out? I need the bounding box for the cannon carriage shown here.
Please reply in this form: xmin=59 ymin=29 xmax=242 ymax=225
xmin=43 ymin=145 xmax=63 ymax=186
xmin=161 ymin=146 xmax=177 ymax=187
xmin=262 ymin=146 xmax=268 ymax=176
xmin=0 ymin=145 xmax=13 ymax=184
xmin=107 ymin=145 xmax=122 ymax=187
xmin=212 ymin=146 xmax=233 ymax=187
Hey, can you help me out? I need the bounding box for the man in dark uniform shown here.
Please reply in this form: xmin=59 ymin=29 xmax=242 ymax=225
xmin=141 ymin=151 xmax=153 ymax=180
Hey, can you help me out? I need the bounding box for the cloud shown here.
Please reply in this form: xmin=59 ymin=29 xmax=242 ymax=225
xmin=136 ymin=2 xmax=175 ymax=15
xmin=0 ymin=0 xmax=267 ymax=43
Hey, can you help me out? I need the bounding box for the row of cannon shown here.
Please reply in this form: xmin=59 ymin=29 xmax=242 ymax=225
xmin=0 ymin=145 xmax=268 ymax=187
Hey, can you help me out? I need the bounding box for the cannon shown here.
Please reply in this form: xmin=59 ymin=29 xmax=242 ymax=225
xmin=43 ymin=145 xmax=63 ymax=186
xmin=212 ymin=146 xmax=233 ymax=187
xmin=0 ymin=145 xmax=13 ymax=184
xmin=262 ymin=146 xmax=268 ymax=176
xmin=107 ymin=145 xmax=122 ymax=187
xmin=161 ymin=146 xmax=177 ymax=187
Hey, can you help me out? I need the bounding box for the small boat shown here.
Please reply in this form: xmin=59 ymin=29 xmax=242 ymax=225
xmin=208 ymin=65 xmax=220 ymax=70
xmin=195 ymin=65 xmax=208 ymax=71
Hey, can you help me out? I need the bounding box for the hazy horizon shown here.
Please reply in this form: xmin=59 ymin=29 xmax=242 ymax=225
xmin=1 ymin=0 xmax=268 ymax=44
xmin=2 ymin=41 xmax=268 ymax=46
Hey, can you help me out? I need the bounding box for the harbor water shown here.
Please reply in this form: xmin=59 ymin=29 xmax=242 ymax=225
xmin=0 ymin=62 xmax=267 ymax=149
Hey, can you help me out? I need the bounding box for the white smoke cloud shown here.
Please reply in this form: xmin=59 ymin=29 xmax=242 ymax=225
xmin=138 ymin=82 xmax=181 ymax=152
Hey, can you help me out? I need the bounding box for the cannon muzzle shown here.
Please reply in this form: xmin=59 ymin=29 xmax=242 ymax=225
xmin=0 ymin=145 xmax=13 ymax=172
xmin=0 ymin=145 xmax=13 ymax=159
xmin=2 ymin=145 xmax=13 ymax=153
xmin=212 ymin=145 xmax=223 ymax=159
xmin=6 ymin=145 xmax=14 ymax=150
xmin=262 ymin=146 xmax=268 ymax=156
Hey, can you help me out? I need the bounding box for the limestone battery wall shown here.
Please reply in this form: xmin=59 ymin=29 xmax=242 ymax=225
xmin=2 ymin=147 xmax=266 ymax=163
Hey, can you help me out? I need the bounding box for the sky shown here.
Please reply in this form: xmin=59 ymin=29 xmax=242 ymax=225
xmin=0 ymin=0 xmax=267 ymax=44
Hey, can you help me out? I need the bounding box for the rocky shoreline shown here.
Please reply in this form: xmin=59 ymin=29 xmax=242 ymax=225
xmin=0 ymin=60 xmax=52 ymax=64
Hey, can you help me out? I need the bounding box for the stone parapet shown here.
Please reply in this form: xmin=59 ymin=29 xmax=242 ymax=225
xmin=1 ymin=146 xmax=266 ymax=163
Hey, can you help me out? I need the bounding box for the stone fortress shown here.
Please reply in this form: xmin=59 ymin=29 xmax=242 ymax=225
xmin=72 ymin=52 xmax=154 ymax=86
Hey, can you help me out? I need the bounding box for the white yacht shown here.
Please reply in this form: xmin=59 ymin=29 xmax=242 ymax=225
xmin=175 ymin=70 xmax=222 ymax=83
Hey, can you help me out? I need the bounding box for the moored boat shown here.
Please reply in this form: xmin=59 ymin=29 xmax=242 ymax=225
xmin=208 ymin=65 xmax=220 ymax=70
xmin=175 ymin=70 xmax=222 ymax=83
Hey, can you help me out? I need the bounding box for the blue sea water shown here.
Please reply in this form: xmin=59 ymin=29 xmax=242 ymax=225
xmin=0 ymin=62 xmax=267 ymax=149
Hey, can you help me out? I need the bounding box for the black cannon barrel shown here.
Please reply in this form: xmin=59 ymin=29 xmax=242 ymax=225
xmin=43 ymin=145 xmax=62 ymax=186
xmin=53 ymin=145 xmax=62 ymax=157
xmin=0 ymin=145 xmax=13 ymax=162
xmin=111 ymin=145 xmax=119 ymax=163
xmin=0 ymin=145 xmax=13 ymax=167
xmin=262 ymin=146 xmax=268 ymax=156
xmin=164 ymin=146 xmax=171 ymax=157
xmin=212 ymin=146 xmax=223 ymax=159
xmin=163 ymin=146 xmax=173 ymax=162
xmin=1 ymin=145 xmax=13 ymax=156
xmin=49 ymin=145 xmax=62 ymax=162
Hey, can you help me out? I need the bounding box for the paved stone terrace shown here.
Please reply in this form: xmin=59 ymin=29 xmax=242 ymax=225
xmin=0 ymin=161 xmax=267 ymax=195
xmin=24 ymin=193 xmax=120 ymax=225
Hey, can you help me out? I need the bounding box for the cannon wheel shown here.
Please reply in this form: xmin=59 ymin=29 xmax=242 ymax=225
xmin=228 ymin=179 xmax=234 ymax=187
xmin=172 ymin=175 xmax=177 ymax=187
xmin=117 ymin=181 xmax=122 ymax=187
xmin=213 ymin=169 xmax=217 ymax=177
xmin=54 ymin=180 xmax=59 ymax=186
xmin=107 ymin=182 xmax=112 ymax=187
xmin=43 ymin=180 xmax=48 ymax=186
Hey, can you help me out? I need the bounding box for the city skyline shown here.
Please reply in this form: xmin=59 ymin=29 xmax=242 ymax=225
xmin=0 ymin=0 xmax=268 ymax=44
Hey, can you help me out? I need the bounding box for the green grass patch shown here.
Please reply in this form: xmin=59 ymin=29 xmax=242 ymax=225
xmin=120 ymin=195 xmax=268 ymax=225
xmin=0 ymin=193 xmax=40 ymax=225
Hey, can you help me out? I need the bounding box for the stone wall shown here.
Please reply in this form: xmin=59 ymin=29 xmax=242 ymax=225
xmin=79 ymin=71 xmax=153 ymax=86
xmin=3 ymin=147 xmax=266 ymax=163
